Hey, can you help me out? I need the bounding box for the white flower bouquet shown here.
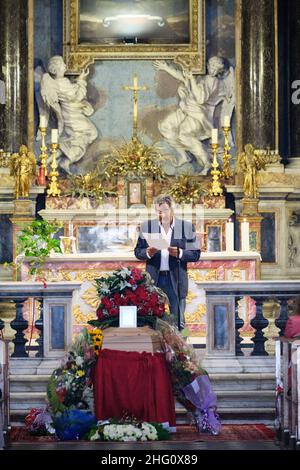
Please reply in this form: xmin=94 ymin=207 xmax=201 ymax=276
xmin=88 ymin=420 xmax=170 ymax=442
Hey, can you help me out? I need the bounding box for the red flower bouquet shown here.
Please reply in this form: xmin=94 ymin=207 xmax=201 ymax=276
xmin=89 ymin=267 xmax=167 ymax=329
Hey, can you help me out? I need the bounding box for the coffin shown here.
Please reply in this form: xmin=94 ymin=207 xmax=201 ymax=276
xmin=102 ymin=325 xmax=163 ymax=354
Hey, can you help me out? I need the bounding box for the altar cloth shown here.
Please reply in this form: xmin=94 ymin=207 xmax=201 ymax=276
xmin=93 ymin=349 xmax=176 ymax=426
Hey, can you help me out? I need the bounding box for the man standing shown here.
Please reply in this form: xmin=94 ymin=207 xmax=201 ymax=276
xmin=134 ymin=195 xmax=200 ymax=330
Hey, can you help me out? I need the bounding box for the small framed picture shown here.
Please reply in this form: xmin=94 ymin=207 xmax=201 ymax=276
xmin=127 ymin=180 xmax=144 ymax=206
xmin=206 ymin=225 xmax=222 ymax=252
xmin=119 ymin=306 xmax=137 ymax=328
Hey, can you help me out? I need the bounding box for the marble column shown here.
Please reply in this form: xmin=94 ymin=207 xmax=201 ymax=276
xmin=288 ymin=0 xmax=300 ymax=158
xmin=237 ymin=0 xmax=276 ymax=152
xmin=0 ymin=0 xmax=29 ymax=152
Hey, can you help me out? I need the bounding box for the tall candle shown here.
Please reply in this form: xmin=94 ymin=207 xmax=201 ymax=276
xmin=241 ymin=218 xmax=249 ymax=252
xmin=225 ymin=219 xmax=234 ymax=252
xmin=51 ymin=129 xmax=58 ymax=143
xmin=211 ymin=128 xmax=218 ymax=144
xmin=39 ymin=115 xmax=47 ymax=128
xmin=224 ymin=115 xmax=230 ymax=128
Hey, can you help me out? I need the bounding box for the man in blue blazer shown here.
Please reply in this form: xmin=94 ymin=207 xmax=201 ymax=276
xmin=134 ymin=194 xmax=200 ymax=330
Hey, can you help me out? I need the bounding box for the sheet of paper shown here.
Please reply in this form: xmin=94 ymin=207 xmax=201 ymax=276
xmin=143 ymin=233 xmax=170 ymax=250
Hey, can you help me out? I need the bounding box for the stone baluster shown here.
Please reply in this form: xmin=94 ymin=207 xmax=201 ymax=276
xmin=10 ymin=298 xmax=28 ymax=357
xmin=235 ymin=296 xmax=244 ymax=356
xmin=35 ymin=298 xmax=44 ymax=357
xmin=0 ymin=315 xmax=4 ymax=335
xmin=275 ymin=297 xmax=290 ymax=337
xmin=250 ymin=297 xmax=269 ymax=356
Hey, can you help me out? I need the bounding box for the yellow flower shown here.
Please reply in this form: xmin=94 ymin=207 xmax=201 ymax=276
xmin=76 ymin=370 xmax=85 ymax=377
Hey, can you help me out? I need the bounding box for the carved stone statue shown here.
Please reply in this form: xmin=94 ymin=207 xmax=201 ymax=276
xmin=10 ymin=145 xmax=37 ymax=199
xmin=153 ymin=57 xmax=235 ymax=175
xmin=39 ymin=56 xmax=98 ymax=173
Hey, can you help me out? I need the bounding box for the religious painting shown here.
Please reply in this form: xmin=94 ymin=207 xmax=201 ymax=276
xmin=76 ymin=224 xmax=136 ymax=253
xmin=79 ymin=0 xmax=190 ymax=45
xmin=63 ymin=0 xmax=205 ymax=73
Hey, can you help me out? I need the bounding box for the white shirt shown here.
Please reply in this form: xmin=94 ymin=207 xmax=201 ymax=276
xmin=159 ymin=220 xmax=174 ymax=271
xmin=146 ymin=219 xmax=183 ymax=269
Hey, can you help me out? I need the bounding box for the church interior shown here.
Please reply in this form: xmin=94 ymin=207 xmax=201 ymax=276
xmin=0 ymin=0 xmax=300 ymax=453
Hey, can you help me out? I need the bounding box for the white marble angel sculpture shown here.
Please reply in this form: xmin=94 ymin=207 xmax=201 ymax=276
xmin=38 ymin=56 xmax=98 ymax=173
xmin=153 ymin=57 xmax=235 ymax=174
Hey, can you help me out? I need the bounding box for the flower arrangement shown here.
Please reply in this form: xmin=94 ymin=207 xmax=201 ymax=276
xmin=13 ymin=218 xmax=62 ymax=276
xmin=25 ymin=408 xmax=55 ymax=436
xmin=168 ymin=175 xmax=209 ymax=205
xmin=65 ymin=171 xmax=117 ymax=202
xmin=89 ymin=328 xmax=103 ymax=356
xmin=88 ymin=416 xmax=170 ymax=442
xmin=47 ymin=328 xmax=96 ymax=415
xmin=97 ymin=137 xmax=166 ymax=181
xmin=156 ymin=319 xmax=207 ymax=411
xmin=89 ymin=267 xmax=167 ymax=329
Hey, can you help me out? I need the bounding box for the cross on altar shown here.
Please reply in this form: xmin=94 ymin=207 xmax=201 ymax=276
xmin=122 ymin=75 xmax=149 ymax=138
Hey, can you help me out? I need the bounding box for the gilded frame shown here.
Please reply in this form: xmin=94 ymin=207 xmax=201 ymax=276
xmin=63 ymin=0 xmax=206 ymax=74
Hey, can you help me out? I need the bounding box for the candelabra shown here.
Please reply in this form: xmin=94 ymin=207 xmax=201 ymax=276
xmin=209 ymin=143 xmax=223 ymax=197
xmin=47 ymin=143 xmax=61 ymax=197
xmin=38 ymin=126 xmax=48 ymax=185
xmin=221 ymin=126 xmax=233 ymax=179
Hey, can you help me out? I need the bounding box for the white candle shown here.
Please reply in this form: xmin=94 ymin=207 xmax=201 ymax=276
xmin=51 ymin=129 xmax=58 ymax=143
xmin=224 ymin=115 xmax=230 ymax=128
xmin=69 ymin=223 xmax=73 ymax=237
xmin=241 ymin=218 xmax=249 ymax=252
xmin=39 ymin=115 xmax=47 ymax=128
xmin=225 ymin=220 xmax=234 ymax=252
xmin=211 ymin=128 xmax=218 ymax=144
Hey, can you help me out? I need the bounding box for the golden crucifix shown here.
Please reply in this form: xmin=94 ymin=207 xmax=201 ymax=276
xmin=123 ymin=75 xmax=149 ymax=138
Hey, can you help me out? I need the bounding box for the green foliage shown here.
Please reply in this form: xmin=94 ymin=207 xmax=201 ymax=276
xmin=47 ymin=375 xmax=67 ymax=415
xmin=150 ymin=423 xmax=171 ymax=440
xmin=16 ymin=219 xmax=62 ymax=274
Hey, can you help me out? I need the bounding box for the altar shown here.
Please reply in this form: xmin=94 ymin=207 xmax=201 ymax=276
xmin=21 ymin=250 xmax=261 ymax=343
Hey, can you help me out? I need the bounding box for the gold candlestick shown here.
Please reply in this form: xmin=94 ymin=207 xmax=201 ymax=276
xmin=209 ymin=143 xmax=223 ymax=197
xmin=221 ymin=126 xmax=233 ymax=179
xmin=47 ymin=143 xmax=61 ymax=197
xmin=39 ymin=127 xmax=48 ymax=176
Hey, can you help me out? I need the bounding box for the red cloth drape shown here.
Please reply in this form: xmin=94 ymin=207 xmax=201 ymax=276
xmin=93 ymin=349 xmax=176 ymax=426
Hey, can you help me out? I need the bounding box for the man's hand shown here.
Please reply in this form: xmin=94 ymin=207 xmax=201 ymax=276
xmin=147 ymin=247 xmax=159 ymax=258
xmin=168 ymin=246 xmax=179 ymax=257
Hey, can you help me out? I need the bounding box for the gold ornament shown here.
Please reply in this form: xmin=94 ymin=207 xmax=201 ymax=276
xmin=237 ymin=144 xmax=280 ymax=199
xmin=38 ymin=126 xmax=48 ymax=176
xmin=9 ymin=145 xmax=37 ymax=199
xmin=0 ymin=149 xmax=10 ymax=168
xmin=99 ymin=136 xmax=166 ymax=181
xmin=209 ymin=143 xmax=223 ymax=197
xmin=168 ymin=175 xmax=208 ymax=205
xmin=66 ymin=170 xmax=116 ymax=201
xmin=221 ymin=126 xmax=233 ymax=179
xmin=47 ymin=143 xmax=61 ymax=197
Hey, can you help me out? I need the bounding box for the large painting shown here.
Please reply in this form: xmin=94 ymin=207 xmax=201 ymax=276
xmin=63 ymin=0 xmax=205 ymax=73
xmin=79 ymin=0 xmax=190 ymax=45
